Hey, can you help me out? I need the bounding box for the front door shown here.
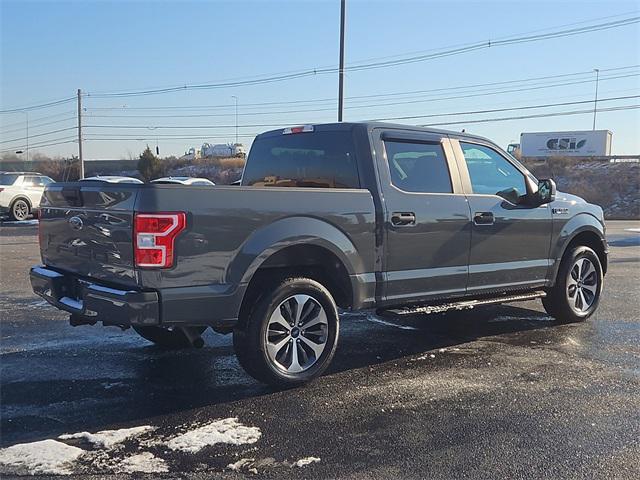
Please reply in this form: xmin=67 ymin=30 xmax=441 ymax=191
xmin=372 ymin=129 xmax=471 ymax=306
xmin=452 ymin=140 xmax=552 ymax=294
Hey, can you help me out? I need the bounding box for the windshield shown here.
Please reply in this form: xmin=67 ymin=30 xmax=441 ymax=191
xmin=0 ymin=174 xmax=20 ymax=186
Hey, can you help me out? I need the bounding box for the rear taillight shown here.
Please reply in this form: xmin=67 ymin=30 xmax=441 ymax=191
xmin=134 ymin=212 xmax=186 ymax=268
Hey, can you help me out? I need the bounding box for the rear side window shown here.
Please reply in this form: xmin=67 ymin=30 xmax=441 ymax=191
xmin=384 ymin=140 xmax=452 ymax=193
xmin=242 ymin=131 xmax=359 ymax=188
xmin=0 ymin=174 xmax=20 ymax=185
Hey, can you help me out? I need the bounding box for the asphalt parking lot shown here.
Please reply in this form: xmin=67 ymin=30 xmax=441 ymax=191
xmin=1 ymin=220 xmax=639 ymax=479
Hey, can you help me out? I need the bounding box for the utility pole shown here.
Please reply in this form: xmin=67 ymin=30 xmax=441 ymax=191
xmin=592 ymin=68 xmax=599 ymax=130
xmin=337 ymin=0 xmax=346 ymax=122
xmin=231 ymin=95 xmax=238 ymax=144
xmin=77 ymin=89 xmax=84 ymax=179
xmin=24 ymin=111 xmax=29 ymax=163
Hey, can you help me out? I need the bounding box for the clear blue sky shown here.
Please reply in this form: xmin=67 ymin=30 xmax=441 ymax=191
xmin=1 ymin=0 xmax=639 ymax=159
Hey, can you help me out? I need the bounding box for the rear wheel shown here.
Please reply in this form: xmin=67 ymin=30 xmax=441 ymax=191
xmin=543 ymin=245 xmax=603 ymax=323
xmin=10 ymin=199 xmax=30 ymax=221
xmin=233 ymin=277 xmax=339 ymax=387
xmin=132 ymin=325 xmax=206 ymax=348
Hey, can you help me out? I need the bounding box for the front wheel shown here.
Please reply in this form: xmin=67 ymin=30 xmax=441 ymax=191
xmin=233 ymin=277 xmax=339 ymax=387
xmin=543 ymin=245 xmax=603 ymax=323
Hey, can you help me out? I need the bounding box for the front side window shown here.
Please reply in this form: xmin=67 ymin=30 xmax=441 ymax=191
xmin=242 ymin=131 xmax=359 ymax=188
xmin=384 ymin=140 xmax=452 ymax=193
xmin=460 ymin=142 xmax=527 ymax=197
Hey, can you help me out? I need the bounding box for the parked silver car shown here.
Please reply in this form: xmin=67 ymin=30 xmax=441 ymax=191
xmin=0 ymin=172 xmax=55 ymax=221
xmin=151 ymin=176 xmax=215 ymax=186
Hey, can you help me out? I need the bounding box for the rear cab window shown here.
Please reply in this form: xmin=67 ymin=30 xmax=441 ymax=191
xmin=242 ymin=128 xmax=360 ymax=188
xmin=384 ymin=140 xmax=452 ymax=193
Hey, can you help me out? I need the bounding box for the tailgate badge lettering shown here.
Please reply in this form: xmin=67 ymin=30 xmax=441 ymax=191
xmin=68 ymin=216 xmax=84 ymax=231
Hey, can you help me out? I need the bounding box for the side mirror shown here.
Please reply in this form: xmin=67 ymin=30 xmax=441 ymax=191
xmin=535 ymin=178 xmax=556 ymax=205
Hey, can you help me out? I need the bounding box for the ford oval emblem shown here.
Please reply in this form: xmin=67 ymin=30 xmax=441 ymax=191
xmin=68 ymin=216 xmax=84 ymax=231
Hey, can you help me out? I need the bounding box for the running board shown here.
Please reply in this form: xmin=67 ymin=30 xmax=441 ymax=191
xmin=379 ymin=290 xmax=547 ymax=317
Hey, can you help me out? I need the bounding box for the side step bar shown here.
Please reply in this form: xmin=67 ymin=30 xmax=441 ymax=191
xmin=379 ymin=290 xmax=547 ymax=317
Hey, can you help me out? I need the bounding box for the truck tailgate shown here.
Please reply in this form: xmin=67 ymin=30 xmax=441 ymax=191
xmin=39 ymin=183 xmax=140 ymax=287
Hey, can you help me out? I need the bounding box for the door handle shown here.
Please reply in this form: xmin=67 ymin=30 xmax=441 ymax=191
xmin=391 ymin=212 xmax=416 ymax=226
xmin=473 ymin=212 xmax=494 ymax=225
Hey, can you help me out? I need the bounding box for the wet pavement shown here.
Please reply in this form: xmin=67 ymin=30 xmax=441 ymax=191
xmin=1 ymin=220 xmax=639 ymax=478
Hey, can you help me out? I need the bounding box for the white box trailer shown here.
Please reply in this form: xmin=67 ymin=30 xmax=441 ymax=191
xmin=519 ymin=130 xmax=612 ymax=157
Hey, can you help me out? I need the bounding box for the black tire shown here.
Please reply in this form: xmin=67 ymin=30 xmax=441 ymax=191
xmin=132 ymin=325 xmax=206 ymax=348
xmin=233 ymin=277 xmax=339 ymax=387
xmin=543 ymin=245 xmax=603 ymax=323
xmin=10 ymin=198 xmax=30 ymax=221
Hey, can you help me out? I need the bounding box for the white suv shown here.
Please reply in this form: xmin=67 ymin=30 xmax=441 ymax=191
xmin=0 ymin=172 xmax=54 ymax=221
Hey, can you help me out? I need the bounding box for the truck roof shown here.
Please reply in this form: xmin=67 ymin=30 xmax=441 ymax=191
xmin=256 ymin=122 xmax=492 ymax=143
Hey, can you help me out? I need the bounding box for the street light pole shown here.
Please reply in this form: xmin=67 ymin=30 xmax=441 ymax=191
xmin=231 ymin=95 xmax=238 ymax=144
xmin=592 ymin=68 xmax=599 ymax=130
xmin=337 ymin=0 xmax=346 ymax=122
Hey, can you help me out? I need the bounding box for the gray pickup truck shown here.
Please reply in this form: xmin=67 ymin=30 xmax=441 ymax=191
xmin=30 ymin=122 xmax=607 ymax=386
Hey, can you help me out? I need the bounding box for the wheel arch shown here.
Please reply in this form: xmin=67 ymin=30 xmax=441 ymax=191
xmin=230 ymin=216 xmax=369 ymax=327
xmin=550 ymin=216 xmax=607 ymax=285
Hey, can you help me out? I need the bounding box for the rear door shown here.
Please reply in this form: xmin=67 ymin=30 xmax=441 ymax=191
xmin=372 ymin=129 xmax=471 ymax=305
xmin=451 ymin=139 xmax=552 ymax=293
xmin=39 ymin=183 xmax=140 ymax=287
xmin=22 ymin=175 xmax=46 ymax=206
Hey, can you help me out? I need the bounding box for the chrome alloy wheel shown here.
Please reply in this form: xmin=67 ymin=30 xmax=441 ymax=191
xmin=265 ymin=294 xmax=329 ymax=373
xmin=566 ymin=257 xmax=599 ymax=313
xmin=12 ymin=200 xmax=29 ymax=221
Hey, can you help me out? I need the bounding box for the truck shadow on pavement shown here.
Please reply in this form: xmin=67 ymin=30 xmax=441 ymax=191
xmin=1 ymin=303 xmax=563 ymax=446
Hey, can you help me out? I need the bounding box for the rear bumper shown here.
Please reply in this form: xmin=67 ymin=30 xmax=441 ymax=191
xmin=30 ymin=265 xmax=243 ymax=331
xmin=30 ymin=266 xmax=159 ymax=327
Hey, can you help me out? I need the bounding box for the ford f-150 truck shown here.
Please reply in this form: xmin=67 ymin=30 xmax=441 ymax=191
xmin=30 ymin=122 xmax=607 ymax=386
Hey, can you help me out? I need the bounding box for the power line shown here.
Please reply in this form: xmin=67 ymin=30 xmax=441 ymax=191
xmin=369 ymin=94 xmax=640 ymax=122
xmin=420 ymin=104 xmax=640 ymax=127
xmin=83 ymin=16 xmax=640 ymax=99
xmin=81 ymin=71 xmax=640 ymax=119
xmin=0 ymin=110 xmax=76 ymax=129
xmin=0 ymin=97 xmax=76 ymax=114
xmin=1 ymin=115 xmax=77 ymax=136
xmin=0 ymin=136 xmax=77 ymax=153
xmin=0 ymin=126 xmax=78 ymax=145
xmin=80 ymin=94 xmax=640 ymax=131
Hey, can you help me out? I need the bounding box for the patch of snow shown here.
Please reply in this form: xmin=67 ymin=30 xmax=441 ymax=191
xmin=0 ymin=439 xmax=84 ymax=475
xmin=293 ymin=456 xmax=321 ymax=467
xmin=59 ymin=425 xmax=154 ymax=448
xmin=166 ymin=418 xmax=261 ymax=453
xmin=115 ymin=452 xmax=169 ymax=474
xmin=365 ymin=314 xmax=418 ymax=331
xmin=227 ymin=458 xmax=254 ymax=471
xmin=625 ymin=228 xmax=640 ymax=233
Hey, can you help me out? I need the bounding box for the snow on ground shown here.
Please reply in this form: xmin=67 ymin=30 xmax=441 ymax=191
xmin=227 ymin=458 xmax=255 ymax=471
xmin=0 ymin=439 xmax=84 ymax=475
xmin=167 ymin=417 xmax=261 ymax=453
xmin=365 ymin=314 xmax=419 ymax=331
xmin=59 ymin=425 xmax=155 ymax=448
xmin=115 ymin=452 xmax=169 ymax=474
xmin=293 ymin=456 xmax=321 ymax=467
